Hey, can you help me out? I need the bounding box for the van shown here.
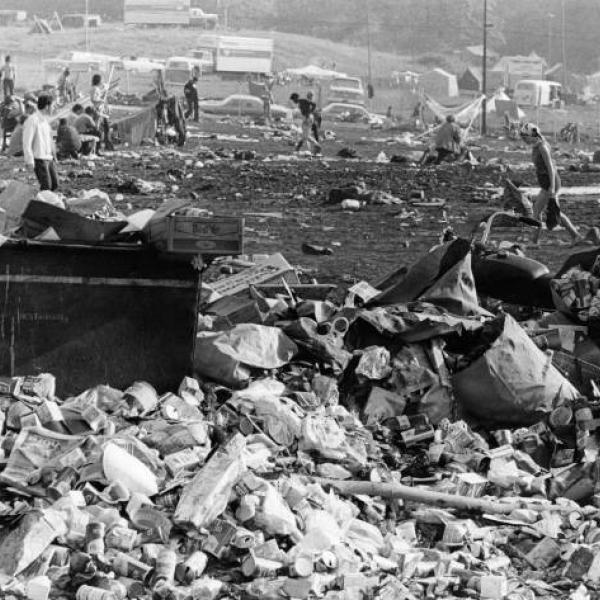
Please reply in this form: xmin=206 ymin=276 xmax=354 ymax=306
xmin=514 ymin=79 xmax=562 ymax=108
xmin=165 ymin=56 xmax=204 ymax=87
xmin=327 ymin=76 xmax=366 ymax=105
xmin=189 ymin=49 xmax=215 ymax=73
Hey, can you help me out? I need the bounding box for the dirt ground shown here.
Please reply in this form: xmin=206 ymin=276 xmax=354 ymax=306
xmin=2 ymin=116 xmax=600 ymax=287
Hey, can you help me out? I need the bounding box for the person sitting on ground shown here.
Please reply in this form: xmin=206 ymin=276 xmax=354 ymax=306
xmin=56 ymin=117 xmax=82 ymax=160
xmin=290 ymin=92 xmax=321 ymax=156
xmin=67 ymin=103 xmax=84 ymax=127
xmin=74 ymin=107 xmax=101 ymax=155
xmin=183 ymin=75 xmax=199 ymax=122
xmin=520 ymin=122 xmax=584 ymax=246
xmin=434 ymin=114 xmax=466 ymax=164
xmin=6 ymin=114 xmax=27 ymax=157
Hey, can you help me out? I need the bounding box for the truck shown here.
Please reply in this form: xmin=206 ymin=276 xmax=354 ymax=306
xmin=190 ymin=35 xmax=273 ymax=75
xmin=123 ymin=0 xmax=218 ymax=28
xmin=514 ymin=79 xmax=562 ymax=108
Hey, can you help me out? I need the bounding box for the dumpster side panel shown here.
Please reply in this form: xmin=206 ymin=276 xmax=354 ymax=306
xmin=0 ymin=242 xmax=198 ymax=395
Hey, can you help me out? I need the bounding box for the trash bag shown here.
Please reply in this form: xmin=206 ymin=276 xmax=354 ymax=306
xmin=194 ymin=324 xmax=297 ymax=387
xmin=452 ymin=314 xmax=579 ymax=425
xmin=419 ymin=251 xmax=490 ymax=317
xmin=373 ymin=238 xmax=471 ymax=306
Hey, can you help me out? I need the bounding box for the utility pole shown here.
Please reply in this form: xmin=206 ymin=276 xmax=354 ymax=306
xmin=547 ymin=13 xmax=555 ymax=67
xmin=366 ymin=0 xmax=373 ymax=110
xmin=84 ymin=0 xmax=89 ymax=51
xmin=561 ymin=0 xmax=567 ymax=89
xmin=481 ymin=0 xmax=487 ymax=135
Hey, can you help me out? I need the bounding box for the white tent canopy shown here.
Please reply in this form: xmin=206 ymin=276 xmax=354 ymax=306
xmin=284 ymin=65 xmax=347 ymax=80
xmin=487 ymin=90 xmax=526 ymax=119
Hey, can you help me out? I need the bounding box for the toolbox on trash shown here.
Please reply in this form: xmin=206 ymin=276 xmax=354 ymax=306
xmin=0 ymin=240 xmax=201 ymax=395
xmin=146 ymin=215 xmax=245 ymax=255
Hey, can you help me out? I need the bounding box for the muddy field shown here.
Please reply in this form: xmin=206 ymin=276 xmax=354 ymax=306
xmin=2 ymin=116 xmax=600 ymax=286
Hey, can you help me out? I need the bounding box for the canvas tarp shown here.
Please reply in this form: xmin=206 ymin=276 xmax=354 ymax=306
xmin=423 ymin=94 xmax=484 ymax=130
xmin=114 ymin=105 xmax=156 ymax=146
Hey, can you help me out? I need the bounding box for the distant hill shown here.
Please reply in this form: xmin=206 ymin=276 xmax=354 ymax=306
xmin=0 ymin=22 xmax=411 ymax=79
xmin=3 ymin=0 xmax=599 ymax=74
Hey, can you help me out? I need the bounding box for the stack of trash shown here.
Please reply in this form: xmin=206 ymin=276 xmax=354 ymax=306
xmin=3 ymin=235 xmax=600 ymax=600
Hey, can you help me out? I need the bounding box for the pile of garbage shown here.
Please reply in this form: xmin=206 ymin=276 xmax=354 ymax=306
xmin=4 ymin=236 xmax=600 ymax=600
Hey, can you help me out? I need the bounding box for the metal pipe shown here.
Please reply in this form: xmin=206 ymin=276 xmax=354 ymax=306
xmin=481 ymin=0 xmax=487 ymax=135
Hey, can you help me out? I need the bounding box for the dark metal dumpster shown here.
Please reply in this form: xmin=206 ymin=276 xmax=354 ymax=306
xmin=0 ymin=240 xmax=200 ymax=396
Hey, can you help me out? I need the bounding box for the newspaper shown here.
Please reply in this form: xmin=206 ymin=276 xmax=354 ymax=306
xmin=0 ymin=427 xmax=82 ymax=486
xmin=204 ymin=253 xmax=297 ymax=299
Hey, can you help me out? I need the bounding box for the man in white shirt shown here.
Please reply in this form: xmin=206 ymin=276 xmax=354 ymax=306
xmin=23 ymin=94 xmax=58 ymax=191
xmin=1 ymin=56 xmax=16 ymax=99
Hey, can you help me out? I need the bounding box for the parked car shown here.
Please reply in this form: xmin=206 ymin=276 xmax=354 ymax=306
xmin=327 ymin=76 xmax=366 ymax=105
xmin=320 ymin=102 xmax=383 ymax=125
xmin=199 ymin=94 xmax=292 ymax=119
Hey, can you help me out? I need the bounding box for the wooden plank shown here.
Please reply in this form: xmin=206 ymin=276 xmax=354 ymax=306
xmin=0 ymin=274 xmax=196 ymax=288
xmin=253 ymin=283 xmax=337 ymax=300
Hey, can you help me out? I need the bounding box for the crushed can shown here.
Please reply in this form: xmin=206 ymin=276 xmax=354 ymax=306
xmin=241 ymin=554 xmax=283 ymax=578
xmin=153 ymin=547 xmax=177 ymax=587
xmin=105 ymin=526 xmax=138 ymax=552
xmin=85 ymin=522 xmax=105 ymax=556
xmin=112 ymin=552 xmax=152 ymax=581
xmin=175 ymin=551 xmax=208 ymax=584
xmin=75 ymin=585 xmax=116 ymax=600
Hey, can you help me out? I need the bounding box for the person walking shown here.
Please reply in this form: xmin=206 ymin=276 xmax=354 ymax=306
xmin=520 ymin=122 xmax=583 ymax=246
xmin=1 ymin=56 xmax=16 ymax=99
xmin=290 ymin=92 xmax=321 ymax=155
xmin=23 ymin=94 xmax=58 ymax=191
xmin=184 ymin=75 xmax=199 ymax=121
xmin=262 ymin=74 xmax=274 ymax=127
xmin=306 ymin=91 xmax=321 ymax=142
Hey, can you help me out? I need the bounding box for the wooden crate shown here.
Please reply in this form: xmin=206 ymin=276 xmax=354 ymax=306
xmin=147 ymin=215 xmax=244 ymax=256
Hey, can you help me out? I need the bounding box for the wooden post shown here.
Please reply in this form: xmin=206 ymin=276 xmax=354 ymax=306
xmin=314 ymin=478 xmax=575 ymax=515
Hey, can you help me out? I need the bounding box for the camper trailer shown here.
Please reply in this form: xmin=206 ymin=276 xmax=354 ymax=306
xmin=215 ymin=36 xmax=273 ymax=75
xmin=514 ymin=79 xmax=562 ymax=108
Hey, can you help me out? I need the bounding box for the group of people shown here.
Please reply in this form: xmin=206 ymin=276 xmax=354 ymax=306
xmin=0 ymin=56 xmax=586 ymax=246
xmin=0 ymin=71 xmax=115 ymax=191
xmin=290 ymin=91 xmax=322 ymax=155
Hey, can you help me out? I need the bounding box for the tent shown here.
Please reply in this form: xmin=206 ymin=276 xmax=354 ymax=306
xmin=420 ymin=68 xmax=458 ymax=98
xmin=458 ymin=66 xmax=482 ymax=93
xmin=587 ymin=71 xmax=600 ymax=96
xmin=486 ymin=90 xmax=526 ymax=119
xmin=284 ymin=65 xmax=346 ymax=80
xmin=113 ymin=105 xmax=157 ymax=146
